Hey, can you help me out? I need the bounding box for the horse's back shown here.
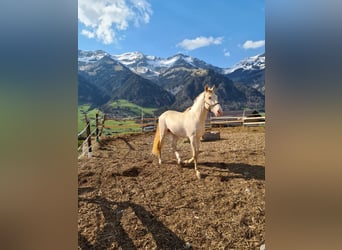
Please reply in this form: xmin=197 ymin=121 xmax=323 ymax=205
xmin=160 ymin=110 xmax=184 ymax=126
xmin=160 ymin=109 xmax=182 ymax=117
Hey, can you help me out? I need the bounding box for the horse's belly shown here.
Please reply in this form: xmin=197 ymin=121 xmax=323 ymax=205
xmin=167 ymin=123 xmax=187 ymax=137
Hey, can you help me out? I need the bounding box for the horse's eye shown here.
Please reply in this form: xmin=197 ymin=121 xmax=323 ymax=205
xmin=208 ymin=96 xmax=212 ymax=100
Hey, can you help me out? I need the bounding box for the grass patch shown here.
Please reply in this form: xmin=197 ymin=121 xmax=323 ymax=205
xmin=109 ymin=99 xmax=157 ymax=116
xmin=101 ymin=119 xmax=142 ymax=136
xmin=78 ymin=104 xmax=100 ymax=133
xmin=78 ymin=101 xmax=152 ymax=136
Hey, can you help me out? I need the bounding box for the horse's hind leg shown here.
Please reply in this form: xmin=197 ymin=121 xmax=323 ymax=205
xmin=184 ymin=157 xmax=194 ymax=164
xmin=171 ymin=134 xmax=181 ymax=165
xmin=184 ymin=138 xmax=196 ymax=164
xmin=184 ymin=138 xmax=194 ymax=164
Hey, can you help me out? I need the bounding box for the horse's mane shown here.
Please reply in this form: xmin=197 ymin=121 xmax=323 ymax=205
xmin=183 ymin=107 xmax=191 ymax=112
xmin=191 ymin=91 xmax=206 ymax=110
xmin=193 ymin=91 xmax=205 ymax=103
xmin=183 ymin=91 xmax=206 ymax=113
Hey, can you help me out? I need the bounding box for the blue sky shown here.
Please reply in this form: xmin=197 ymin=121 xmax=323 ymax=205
xmin=78 ymin=0 xmax=265 ymax=68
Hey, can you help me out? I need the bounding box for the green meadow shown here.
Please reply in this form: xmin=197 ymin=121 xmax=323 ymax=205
xmin=78 ymin=100 xmax=157 ymax=135
xmin=78 ymin=104 xmax=100 ymax=133
xmin=109 ymin=99 xmax=157 ymax=116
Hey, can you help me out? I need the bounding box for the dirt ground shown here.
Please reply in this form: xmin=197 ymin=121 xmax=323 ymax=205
xmin=78 ymin=126 xmax=265 ymax=250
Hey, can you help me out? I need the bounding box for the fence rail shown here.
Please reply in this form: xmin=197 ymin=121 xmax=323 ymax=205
xmin=209 ymin=115 xmax=265 ymax=127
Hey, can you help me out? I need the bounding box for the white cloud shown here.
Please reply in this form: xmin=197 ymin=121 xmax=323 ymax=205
xmin=81 ymin=29 xmax=95 ymax=38
xmin=242 ymin=40 xmax=265 ymax=49
xmin=223 ymin=49 xmax=230 ymax=57
xmin=177 ymin=36 xmax=223 ymax=51
xmin=78 ymin=0 xmax=152 ymax=44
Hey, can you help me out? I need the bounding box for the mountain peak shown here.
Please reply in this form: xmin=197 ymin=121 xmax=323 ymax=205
xmin=223 ymin=53 xmax=265 ymax=74
xmin=114 ymin=51 xmax=145 ymax=62
xmin=78 ymin=49 xmax=109 ymax=63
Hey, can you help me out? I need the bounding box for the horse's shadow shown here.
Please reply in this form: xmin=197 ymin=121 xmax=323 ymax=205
xmin=78 ymin=195 xmax=188 ymax=250
xmin=181 ymin=161 xmax=265 ymax=181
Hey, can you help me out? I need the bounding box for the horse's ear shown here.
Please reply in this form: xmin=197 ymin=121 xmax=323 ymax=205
xmin=204 ymin=84 xmax=209 ymax=92
xmin=212 ymin=85 xmax=216 ymax=91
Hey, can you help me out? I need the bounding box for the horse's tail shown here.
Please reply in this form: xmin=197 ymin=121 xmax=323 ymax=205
xmin=152 ymin=124 xmax=161 ymax=157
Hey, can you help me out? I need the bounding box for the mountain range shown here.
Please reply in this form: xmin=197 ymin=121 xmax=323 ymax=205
xmin=78 ymin=50 xmax=265 ymax=115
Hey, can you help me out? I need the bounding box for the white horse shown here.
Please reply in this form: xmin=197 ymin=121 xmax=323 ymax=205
xmin=152 ymin=85 xmax=223 ymax=178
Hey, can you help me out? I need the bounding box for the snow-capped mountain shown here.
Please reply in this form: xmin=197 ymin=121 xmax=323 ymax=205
xmin=78 ymin=52 xmax=175 ymax=108
xmin=112 ymin=51 xmax=166 ymax=79
xmin=222 ymin=53 xmax=265 ymax=74
xmin=78 ymin=49 xmax=222 ymax=81
xmin=222 ymin=53 xmax=265 ymax=94
xmin=78 ymin=50 xmax=109 ymax=64
xmin=112 ymin=52 xmax=221 ymax=81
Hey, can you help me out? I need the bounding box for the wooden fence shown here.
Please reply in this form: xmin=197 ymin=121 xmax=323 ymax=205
xmin=77 ymin=113 xmax=158 ymax=159
xmin=98 ymin=114 xmax=158 ymax=136
xmin=209 ymin=116 xmax=266 ymax=127
xmin=78 ymin=111 xmax=265 ymax=159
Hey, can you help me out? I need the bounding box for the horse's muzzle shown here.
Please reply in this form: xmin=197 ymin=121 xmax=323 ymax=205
xmin=217 ymin=109 xmax=222 ymax=117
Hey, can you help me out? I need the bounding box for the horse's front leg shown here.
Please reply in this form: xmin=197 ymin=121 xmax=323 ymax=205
xmin=184 ymin=134 xmax=202 ymax=165
xmin=188 ymin=136 xmax=201 ymax=179
xmin=194 ymin=136 xmax=202 ymax=179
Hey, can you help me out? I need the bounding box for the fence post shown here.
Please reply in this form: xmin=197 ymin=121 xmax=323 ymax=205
xmin=99 ymin=114 xmax=106 ymax=137
xmin=85 ymin=114 xmax=92 ymax=158
xmin=243 ymin=109 xmax=247 ymax=126
xmin=141 ymin=110 xmax=144 ymax=133
xmin=95 ymin=113 xmax=99 ymax=142
xmin=154 ymin=116 xmax=157 ymax=130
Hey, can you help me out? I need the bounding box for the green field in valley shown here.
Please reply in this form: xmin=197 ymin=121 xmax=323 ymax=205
xmin=78 ymin=104 xmax=100 ymax=133
xmin=78 ymin=100 xmax=157 ymax=136
xmin=109 ymin=99 xmax=157 ymax=116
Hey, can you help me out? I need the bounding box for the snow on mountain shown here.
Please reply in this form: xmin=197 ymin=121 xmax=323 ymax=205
xmin=221 ymin=53 xmax=265 ymax=94
xmin=113 ymin=51 xmax=145 ymax=65
xmin=111 ymin=52 xmax=159 ymax=78
xmin=78 ymin=50 xmax=109 ymax=64
xmin=114 ymin=52 xmax=192 ymax=67
xmin=115 ymin=52 xmax=193 ymax=69
xmin=223 ymin=53 xmax=265 ymax=74
xmin=78 ymin=50 xmax=265 ymax=75
xmin=163 ymin=54 xmax=195 ymax=66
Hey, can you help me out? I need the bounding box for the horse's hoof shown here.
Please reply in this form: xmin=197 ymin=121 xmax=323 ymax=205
xmin=195 ymin=170 xmax=201 ymax=179
xmin=184 ymin=159 xmax=192 ymax=164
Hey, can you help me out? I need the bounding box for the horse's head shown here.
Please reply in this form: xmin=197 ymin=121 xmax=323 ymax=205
xmin=204 ymin=85 xmax=223 ymax=117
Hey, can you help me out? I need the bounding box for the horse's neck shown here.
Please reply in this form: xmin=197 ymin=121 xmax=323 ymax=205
xmin=190 ymin=92 xmax=208 ymax=123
